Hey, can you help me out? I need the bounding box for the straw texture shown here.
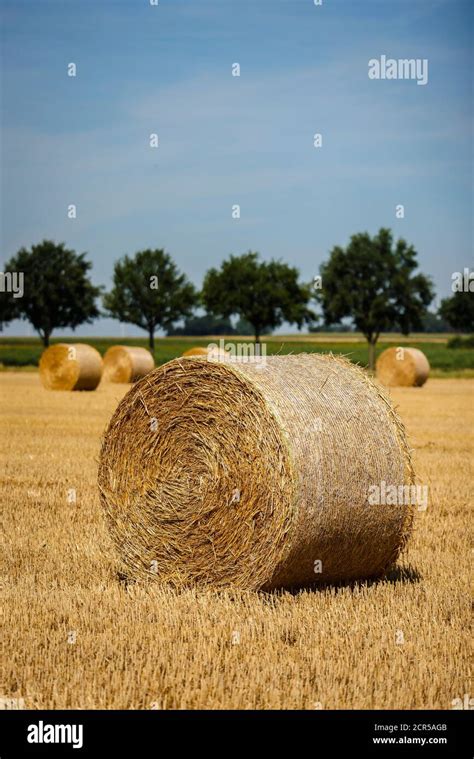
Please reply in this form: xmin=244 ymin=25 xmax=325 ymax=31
xmin=103 ymin=346 xmax=155 ymax=384
xmin=39 ymin=343 xmax=103 ymax=391
xmin=98 ymin=353 xmax=415 ymax=590
xmin=376 ymin=347 xmax=430 ymax=387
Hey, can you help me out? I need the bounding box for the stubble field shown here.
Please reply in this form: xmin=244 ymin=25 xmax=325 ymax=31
xmin=1 ymin=372 xmax=472 ymax=709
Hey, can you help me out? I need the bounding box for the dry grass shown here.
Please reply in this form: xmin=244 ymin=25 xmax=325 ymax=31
xmin=1 ymin=373 xmax=472 ymax=709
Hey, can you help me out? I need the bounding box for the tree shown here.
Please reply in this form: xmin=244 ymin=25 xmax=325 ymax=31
xmin=234 ymin=316 xmax=275 ymax=335
xmin=439 ymin=291 xmax=474 ymax=332
xmin=308 ymin=322 xmax=352 ymax=333
xmin=104 ymin=249 xmax=197 ymax=350
xmin=201 ymin=252 xmax=315 ymax=343
xmin=421 ymin=310 xmax=450 ymax=333
xmin=317 ymin=229 xmax=434 ymax=369
xmin=1 ymin=240 xmax=101 ymax=346
xmin=167 ymin=314 xmax=235 ymax=336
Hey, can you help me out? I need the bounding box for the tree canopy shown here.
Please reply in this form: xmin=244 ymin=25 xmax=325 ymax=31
xmin=103 ymin=249 xmax=197 ymax=350
xmin=317 ymin=228 xmax=434 ymax=368
xmin=1 ymin=240 xmax=101 ymax=346
xmin=439 ymin=291 xmax=474 ymax=332
xmin=167 ymin=314 xmax=235 ymax=336
xmin=201 ymin=252 xmax=315 ymax=342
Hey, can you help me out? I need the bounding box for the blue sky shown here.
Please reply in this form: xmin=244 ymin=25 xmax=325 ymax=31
xmin=1 ymin=0 xmax=472 ymax=337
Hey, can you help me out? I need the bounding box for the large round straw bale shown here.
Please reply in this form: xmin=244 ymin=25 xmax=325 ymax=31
xmin=376 ymin=347 xmax=430 ymax=387
xmin=103 ymin=346 xmax=155 ymax=384
xmin=39 ymin=343 xmax=102 ymax=391
xmin=98 ymin=354 xmax=414 ymax=590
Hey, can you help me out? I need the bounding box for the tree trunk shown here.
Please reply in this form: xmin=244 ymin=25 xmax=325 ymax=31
xmin=254 ymin=329 xmax=261 ymax=345
xmin=41 ymin=331 xmax=50 ymax=348
xmin=368 ymin=339 xmax=376 ymax=371
xmin=148 ymin=328 xmax=155 ymax=352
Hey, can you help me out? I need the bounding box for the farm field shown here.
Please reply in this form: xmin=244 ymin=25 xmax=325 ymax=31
xmin=1 ymin=334 xmax=474 ymax=376
xmin=1 ymin=371 xmax=472 ymax=709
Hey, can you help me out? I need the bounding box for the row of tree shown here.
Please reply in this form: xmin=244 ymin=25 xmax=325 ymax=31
xmin=1 ymin=230 xmax=472 ymax=369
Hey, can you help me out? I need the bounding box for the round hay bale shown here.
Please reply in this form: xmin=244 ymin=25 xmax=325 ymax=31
xmin=103 ymin=346 xmax=155 ymax=384
xmin=98 ymin=354 xmax=415 ymax=590
xmin=39 ymin=343 xmax=102 ymax=391
xmin=182 ymin=346 xmax=230 ymax=360
xmin=182 ymin=347 xmax=209 ymax=357
xmin=376 ymin=347 xmax=430 ymax=387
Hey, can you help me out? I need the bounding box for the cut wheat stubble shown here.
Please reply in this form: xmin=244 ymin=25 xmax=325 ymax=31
xmin=98 ymin=353 xmax=415 ymax=590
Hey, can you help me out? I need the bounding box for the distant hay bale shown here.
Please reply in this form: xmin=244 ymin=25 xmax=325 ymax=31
xmin=98 ymin=353 xmax=414 ymax=590
xmin=182 ymin=346 xmax=229 ymax=360
xmin=182 ymin=346 xmax=209 ymax=357
xmin=376 ymin=347 xmax=430 ymax=387
xmin=103 ymin=346 xmax=155 ymax=384
xmin=39 ymin=343 xmax=102 ymax=391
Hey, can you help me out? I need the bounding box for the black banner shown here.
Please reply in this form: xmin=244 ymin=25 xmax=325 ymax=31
xmin=0 ymin=710 xmax=471 ymax=757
